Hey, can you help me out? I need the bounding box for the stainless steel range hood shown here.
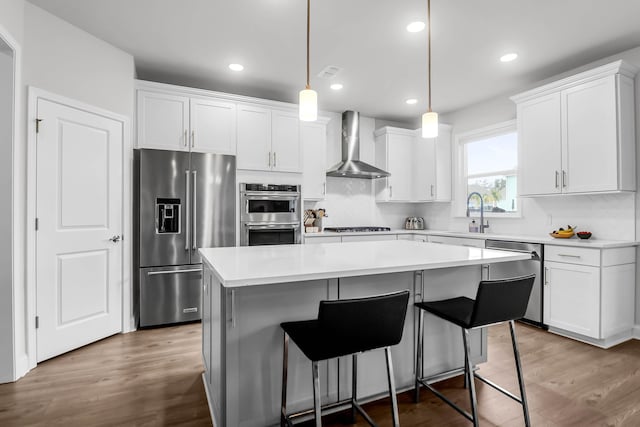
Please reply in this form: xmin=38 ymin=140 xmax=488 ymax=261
xmin=326 ymin=111 xmax=390 ymax=179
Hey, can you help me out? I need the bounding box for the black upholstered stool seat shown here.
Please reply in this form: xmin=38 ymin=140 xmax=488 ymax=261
xmin=414 ymin=274 xmax=536 ymax=427
xmin=280 ymin=290 xmax=409 ymax=427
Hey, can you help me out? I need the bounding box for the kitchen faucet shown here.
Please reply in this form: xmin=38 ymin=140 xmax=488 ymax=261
xmin=466 ymin=192 xmax=489 ymax=233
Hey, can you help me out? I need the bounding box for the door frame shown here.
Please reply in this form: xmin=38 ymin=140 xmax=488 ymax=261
xmin=26 ymin=87 xmax=133 ymax=372
xmin=0 ymin=23 xmax=21 ymax=384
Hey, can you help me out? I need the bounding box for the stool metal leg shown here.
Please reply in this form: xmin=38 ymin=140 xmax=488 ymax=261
xmin=462 ymin=328 xmax=479 ymax=427
xmin=312 ymin=361 xmax=322 ymax=427
xmin=351 ymin=353 xmax=357 ymax=423
xmin=509 ymin=320 xmax=531 ymax=427
xmin=415 ymin=308 xmax=424 ymax=403
xmin=281 ymin=332 xmax=289 ymax=427
xmin=385 ymin=346 xmax=401 ymax=427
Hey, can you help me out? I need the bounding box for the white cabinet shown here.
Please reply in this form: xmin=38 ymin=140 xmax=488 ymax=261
xmin=237 ymin=104 xmax=302 ymax=172
xmin=304 ymin=235 xmax=341 ymax=244
xmin=137 ymin=90 xmax=237 ymax=154
xmin=301 ymin=118 xmax=330 ymax=200
xmin=341 ymin=234 xmax=396 ymax=243
xmin=513 ymin=60 xmax=637 ymax=196
xmin=543 ymin=245 xmax=635 ymax=347
xmin=137 ymin=90 xmax=190 ymax=151
xmin=375 ymin=125 xmax=452 ymax=202
xmin=190 ymin=97 xmax=236 ymax=154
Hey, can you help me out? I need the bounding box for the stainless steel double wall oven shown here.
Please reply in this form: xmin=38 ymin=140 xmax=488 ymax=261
xmin=240 ymin=183 xmax=302 ymax=246
xmin=134 ymin=149 xmax=236 ymax=327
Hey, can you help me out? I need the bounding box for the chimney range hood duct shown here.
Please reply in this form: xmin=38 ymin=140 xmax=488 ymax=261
xmin=326 ymin=111 xmax=390 ymax=179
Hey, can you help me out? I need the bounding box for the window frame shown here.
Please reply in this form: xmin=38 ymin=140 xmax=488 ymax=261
xmin=453 ymin=120 xmax=521 ymax=218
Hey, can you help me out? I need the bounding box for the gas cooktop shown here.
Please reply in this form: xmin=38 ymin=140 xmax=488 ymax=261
xmin=323 ymin=226 xmax=391 ymax=233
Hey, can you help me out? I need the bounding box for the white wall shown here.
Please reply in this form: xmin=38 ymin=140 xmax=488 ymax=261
xmin=0 ymin=2 xmax=135 ymax=382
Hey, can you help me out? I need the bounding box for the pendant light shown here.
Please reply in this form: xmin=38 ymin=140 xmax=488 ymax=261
xmin=421 ymin=0 xmax=438 ymax=138
xmin=299 ymin=0 xmax=317 ymax=121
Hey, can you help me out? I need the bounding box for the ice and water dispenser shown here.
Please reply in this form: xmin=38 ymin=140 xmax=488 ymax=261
xmin=156 ymin=198 xmax=180 ymax=234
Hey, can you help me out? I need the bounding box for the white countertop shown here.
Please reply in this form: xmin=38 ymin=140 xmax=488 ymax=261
xmin=200 ymin=240 xmax=531 ymax=288
xmin=304 ymin=229 xmax=638 ymax=249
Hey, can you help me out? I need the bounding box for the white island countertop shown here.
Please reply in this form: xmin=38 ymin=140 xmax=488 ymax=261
xmin=199 ymin=240 xmax=532 ymax=288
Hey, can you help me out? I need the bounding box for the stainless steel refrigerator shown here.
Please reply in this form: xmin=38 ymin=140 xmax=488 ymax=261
xmin=134 ymin=149 xmax=236 ymax=327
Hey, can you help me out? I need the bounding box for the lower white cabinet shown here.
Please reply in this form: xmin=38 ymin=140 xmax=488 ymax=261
xmin=428 ymin=235 xmax=485 ymax=248
xmin=543 ymin=245 xmax=635 ymax=347
xmin=341 ymin=234 xmax=396 ymax=243
xmin=304 ymin=235 xmax=342 ymax=244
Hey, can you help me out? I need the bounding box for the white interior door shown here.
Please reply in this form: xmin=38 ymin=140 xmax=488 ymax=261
xmin=36 ymin=98 xmax=123 ymax=362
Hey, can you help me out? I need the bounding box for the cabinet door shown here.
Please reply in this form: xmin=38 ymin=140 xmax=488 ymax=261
xmin=517 ymin=93 xmax=562 ymax=195
xmin=272 ymin=109 xmax=302 ymax=172
xmin=301 ymin=121 xmax=328 ymax=200
xmin=414 ymin=136 xmax=436 ymax=201
xmin=544 ymin=261 xmax=600 ymax=338
xmin=387 ymin=134 xmax=413 ymax=201
xmin=341 ymin=234 xmax=396 ymax=243
xmin=236 ymin=104 xmax=271 ymax=171
xmin=434 ymin=125 xmax=452 ymax=201
xmin=190 ymin=98 xmax=236 ymax=154
xmin=137 ymin=90 xmax=189 ymax=151
xmin=562 ymin=75 xmax=618 ymax=193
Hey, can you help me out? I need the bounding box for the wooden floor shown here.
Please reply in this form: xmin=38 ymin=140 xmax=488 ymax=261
xmin=2 ymin=322 xmax=640 ymax=426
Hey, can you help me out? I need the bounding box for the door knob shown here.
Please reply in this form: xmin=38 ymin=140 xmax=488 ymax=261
xmin=109 ymin=235 xmax=121 ymax=243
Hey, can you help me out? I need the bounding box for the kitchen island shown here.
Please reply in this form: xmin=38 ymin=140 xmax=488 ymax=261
xmin=199 ymin=240 xmax=531 ymax=427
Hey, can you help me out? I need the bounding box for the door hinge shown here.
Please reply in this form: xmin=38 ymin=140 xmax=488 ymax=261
xmin=35 ymin=316 xmax=39 ymax=329
xmin=36 ymin=118 xmax=43 ymax=133
xmin=35 ymin=218 xmax=39 ymax=231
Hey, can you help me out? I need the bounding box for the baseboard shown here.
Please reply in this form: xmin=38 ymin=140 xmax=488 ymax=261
xmin=14 ymin=353 xmax=30 ymax=381
xmin=547 ymin=327 xmax=633 ymax=349
xmin=202 ymin=373 xmax=217 ymax=427
xmin=633 ymin=325 xmax=640 ymax=339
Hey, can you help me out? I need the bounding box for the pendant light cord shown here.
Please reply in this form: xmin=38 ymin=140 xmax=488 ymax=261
xmin=306 ymin=0 xmax=311 ymax=90
xmin=427 ymin=0 xmax=432 ymax=113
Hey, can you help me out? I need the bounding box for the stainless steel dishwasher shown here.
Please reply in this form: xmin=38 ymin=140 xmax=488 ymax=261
xmin=485 ymin=240 xmax=545 ymax=328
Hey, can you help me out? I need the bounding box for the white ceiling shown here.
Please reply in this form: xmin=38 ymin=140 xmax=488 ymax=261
xmin=27 ymin=0 xmax=640 ymax=124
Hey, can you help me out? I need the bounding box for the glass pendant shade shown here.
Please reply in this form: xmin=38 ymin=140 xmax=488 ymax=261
xmin=299 ymin=88 xmax=318 ymax=121
xmin=422 ymin=111 xmax=438 ymax=138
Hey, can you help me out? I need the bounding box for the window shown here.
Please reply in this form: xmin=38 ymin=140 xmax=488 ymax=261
xmin=455 ymin=121 xmax=518 ymax=216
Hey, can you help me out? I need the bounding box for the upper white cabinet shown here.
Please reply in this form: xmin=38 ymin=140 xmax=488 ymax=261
xmin=236 ymin=104 xmax=302 ymax=173
xmin=301 ymin=117 xmax=330 ymax=200
xmin=137 ymin=90 xmax=236 ymax=154
xmin=512 ymin=60 xmax=637 ymax=196
xmin=137 ymin=90 xmax=190 ymax=151
xmin=375 ymin=125 xmax=452 ymax=202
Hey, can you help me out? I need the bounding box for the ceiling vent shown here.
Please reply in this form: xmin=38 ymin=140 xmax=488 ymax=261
xmin=317 ymin=65 xmax=343 ymax=79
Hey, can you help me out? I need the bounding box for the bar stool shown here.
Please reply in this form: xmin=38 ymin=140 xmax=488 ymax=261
xmin=414 ymin=274 xmax=535 ymax=427
xmin=280 ymin=290 xmax=410 ymax=427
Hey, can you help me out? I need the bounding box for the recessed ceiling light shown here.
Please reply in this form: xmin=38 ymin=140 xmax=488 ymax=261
xmin=405 ymin=98 xmax=418 ymax=105
xmin=228 ymin=63 xmax=244 ymax=71
xmin=406 ymin=21 xmax=425 ymax=33
xmin=330 ymin=83 xmax=343 ymax=90
xmin=500 ymin=53 xmax=518 ymax=63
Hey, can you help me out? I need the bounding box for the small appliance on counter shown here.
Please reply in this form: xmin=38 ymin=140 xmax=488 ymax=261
xmin=404 ymin=217 xmax=425 ymax=230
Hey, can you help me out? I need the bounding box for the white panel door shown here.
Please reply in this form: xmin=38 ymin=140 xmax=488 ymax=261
xmin=136 ymin=90 xmax=189 ymax=151
xmin=562 ymin=75 xmax=618 ymax=193
xmin=36 ymin=98 xmax=123 ymax=362
xmin=517 ymin=93 xmax=562 ymax=196
xmin=190 ymin=97 xmax=237 ymax=154
xmin=301 ymin=121 xmax=327 ymax=200
xmin=271 ymin=109 xmax=301 ymax=172
xmin=236 ymin=104 xmax=271 ymax=171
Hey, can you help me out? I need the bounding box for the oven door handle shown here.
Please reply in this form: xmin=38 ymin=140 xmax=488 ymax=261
xmin=242 ymin=193 xmax=300 ymax=200
xmin=244 ymin=223 xmax=301 ymax=230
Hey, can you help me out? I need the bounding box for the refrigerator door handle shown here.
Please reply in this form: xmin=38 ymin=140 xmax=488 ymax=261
xmin=185 ymin=170 xmax=190 ymax=251
xmin=192 ymin=170 xmax=197 ymax=250
xmin=147 ymin=268 xmax=202 ymax=276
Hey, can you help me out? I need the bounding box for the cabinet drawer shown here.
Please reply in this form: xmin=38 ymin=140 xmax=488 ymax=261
xmin=342 ymin=234 xmax=396 ymax=243
xmin=545 ymin=245 xmax=600 ymax=266
xmin=428 ymin=235 xmax=485 ymax=248
xmin=304 ymin=236 xmax=342 ymax=244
